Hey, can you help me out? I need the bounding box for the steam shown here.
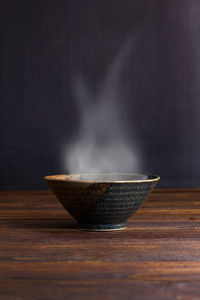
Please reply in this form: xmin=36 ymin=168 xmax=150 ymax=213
xmin=64 ymin=37 xmax=142 ymax=173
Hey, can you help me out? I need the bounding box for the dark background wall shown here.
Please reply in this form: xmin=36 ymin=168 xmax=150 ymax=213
xmin=1 ymin=0 xmax=200 ymax=190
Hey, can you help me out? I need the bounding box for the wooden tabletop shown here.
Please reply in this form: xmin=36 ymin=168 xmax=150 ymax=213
xmin=1 ymin=190 xmax=200 ymax=300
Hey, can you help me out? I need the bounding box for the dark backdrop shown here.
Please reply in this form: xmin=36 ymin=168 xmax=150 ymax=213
xmin=1 ymin=0 xmax=200 ymax=189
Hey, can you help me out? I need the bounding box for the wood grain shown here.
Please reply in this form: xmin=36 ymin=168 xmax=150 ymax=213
xmin=1 ymin=191 xmax=200 ymax=299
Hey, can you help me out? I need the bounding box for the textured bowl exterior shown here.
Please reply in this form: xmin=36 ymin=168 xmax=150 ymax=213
xmin=45 ymin=174 xmax=159 ymax=231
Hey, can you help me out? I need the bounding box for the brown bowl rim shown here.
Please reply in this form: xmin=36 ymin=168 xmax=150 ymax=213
xmin=44 ymin=173 xmax=160 ymax=184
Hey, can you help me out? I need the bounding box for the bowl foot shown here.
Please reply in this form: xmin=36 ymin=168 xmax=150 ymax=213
xmin=78 ymin=223 xmax=126 ymax=231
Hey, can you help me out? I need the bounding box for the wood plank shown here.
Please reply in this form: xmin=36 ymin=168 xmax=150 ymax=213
xmin=1 ymin=280 xmax=200 ymax=300
xmin=1 ymin=191 xmax=200 ymax=299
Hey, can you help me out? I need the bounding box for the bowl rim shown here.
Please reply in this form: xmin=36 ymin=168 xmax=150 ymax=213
xmin=44 ymin=173 xmax=160 ymax=183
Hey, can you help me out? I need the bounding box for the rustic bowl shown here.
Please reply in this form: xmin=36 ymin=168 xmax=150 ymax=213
xmin=45 ymin=173 xmax=160 ymax=231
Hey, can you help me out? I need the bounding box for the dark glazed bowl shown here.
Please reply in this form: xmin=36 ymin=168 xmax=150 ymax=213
xmin=45 ymin=173 xmax=160 ymax=231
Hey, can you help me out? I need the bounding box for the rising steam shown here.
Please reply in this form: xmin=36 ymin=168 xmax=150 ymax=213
xmin=64 ymin=37 xmax=142 ymax=173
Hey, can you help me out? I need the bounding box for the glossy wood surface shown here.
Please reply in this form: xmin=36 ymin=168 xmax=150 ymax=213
xmin=1 ymin=190 xmax=200 ymax=299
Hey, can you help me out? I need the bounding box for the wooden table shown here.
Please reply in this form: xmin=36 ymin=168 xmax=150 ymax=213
xmin=1 ymin=190 xmax=200 ymax=300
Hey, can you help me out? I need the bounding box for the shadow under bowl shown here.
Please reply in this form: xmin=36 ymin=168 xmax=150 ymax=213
xmin=45 ymin=173 xmax=160 ymax=231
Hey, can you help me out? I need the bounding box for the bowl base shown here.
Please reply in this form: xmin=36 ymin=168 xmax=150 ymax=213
xmin=78 ymin=223 xmax=126 ymax=231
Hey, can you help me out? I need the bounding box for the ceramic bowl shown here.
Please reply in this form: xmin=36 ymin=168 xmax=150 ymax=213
xmin=45 ymin=173 xmax=160 ymax=231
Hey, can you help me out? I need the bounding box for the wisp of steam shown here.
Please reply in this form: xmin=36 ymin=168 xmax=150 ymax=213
xmin=64 ymin=37 xmax=142 ymax=174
